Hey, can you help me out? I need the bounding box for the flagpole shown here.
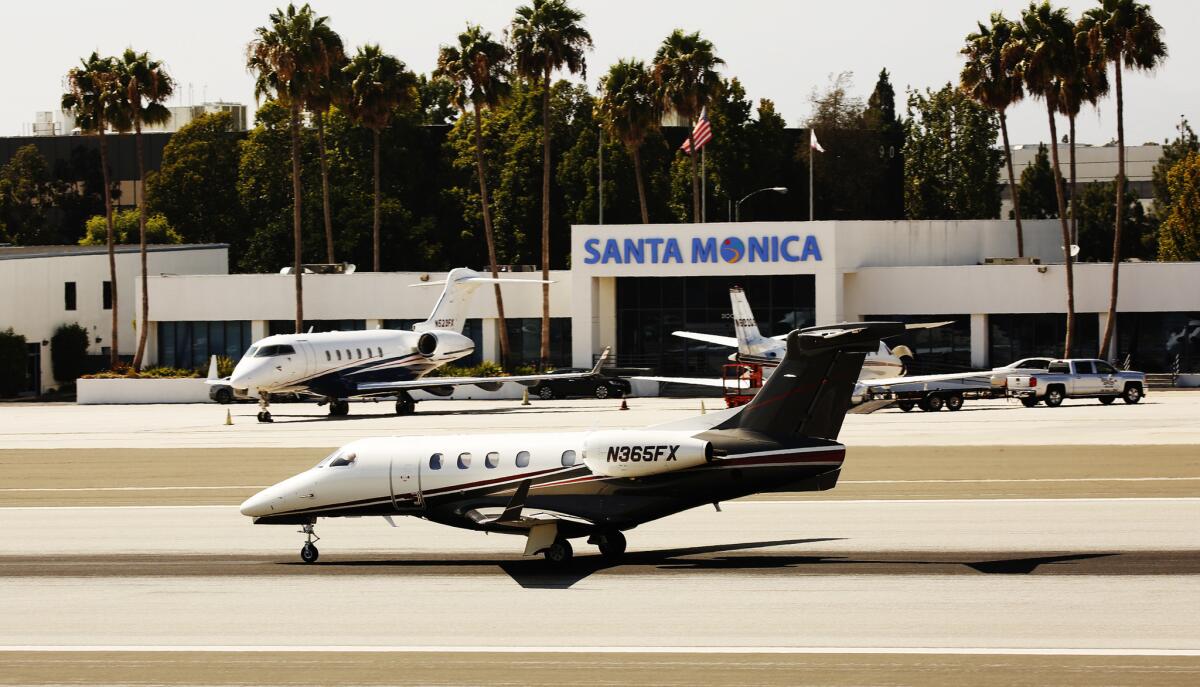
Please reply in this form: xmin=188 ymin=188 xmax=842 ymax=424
xmin=809 ymin=130 xmax=814 ymax=222
xmin=598 ymin=125 xmax=604 ymax=225
xmin=701 ymin=146 xmax=706 ymax=223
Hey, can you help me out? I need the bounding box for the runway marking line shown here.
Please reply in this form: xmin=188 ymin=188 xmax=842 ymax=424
xmin=3 ymin=477 xmax=1198 ymax=493
xmin=1 ymin=646 xmax=1198 ymax=657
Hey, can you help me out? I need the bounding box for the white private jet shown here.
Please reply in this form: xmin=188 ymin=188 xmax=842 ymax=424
xmin=240 ymin=321 xmax=906 ymax=565
xmin=221 ymin=268 xmax=608 ymax=422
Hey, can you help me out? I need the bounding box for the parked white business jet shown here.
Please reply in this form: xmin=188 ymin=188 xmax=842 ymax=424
xmin=221 ymin=268 xmax=607 ymax=422
xmin=241 ymin=321 xmax=905 ymax=565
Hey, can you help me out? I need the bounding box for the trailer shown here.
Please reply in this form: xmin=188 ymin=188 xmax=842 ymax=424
xmin=861 ymin=372 xmax=1003 ymax=412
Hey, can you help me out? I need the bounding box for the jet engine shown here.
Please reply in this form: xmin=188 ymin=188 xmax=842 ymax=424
xmin=414 ymin=330 xmax=473 ymax=359
xmin=417 ymin=332 xmax=439 ymax=356
xmin=583 ymin=430 xmax=713 ymax=478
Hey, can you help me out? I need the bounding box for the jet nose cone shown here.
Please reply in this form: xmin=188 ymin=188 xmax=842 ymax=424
xmin=239 ymin=488 xmax=277 ymax=517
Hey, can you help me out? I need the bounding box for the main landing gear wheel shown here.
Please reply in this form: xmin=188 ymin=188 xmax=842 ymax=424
xmin=299 ymin=523 xmax=320 ymax=564
xmin=594 ymin=384 xmax=610 ymax=400
xmin=945 ymin=394 xmax=964 ymax=411
xmin=256 ymin=410 xmax=273 ymax=423
xmin=897 ymin=400 xmax=915 ymax=412
xmin=328 ymin=400 xmax=349 ymax=417
xmin=1123 ymin=385 xmax=1142 ymax=404
xmin=543 ymin=538 xmax=573 ymax=566
xmin=594 ymin=531 xmax=626 ymax=560
xmin=395 ymin=392 xmax=415 ymax=416
xmin=1020 ymin=397 xmax=1039 ymax=408
xmin=538 ymin=386 xmax=555 ymax=400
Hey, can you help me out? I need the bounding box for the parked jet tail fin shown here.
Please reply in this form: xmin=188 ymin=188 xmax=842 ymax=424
xmin=717 ymin=322 xmax=906 ymax=440
xmin=409 ymin=267 xmax=552 ymax=334
xmin=729 ymin=286 xmax=771 ymax=353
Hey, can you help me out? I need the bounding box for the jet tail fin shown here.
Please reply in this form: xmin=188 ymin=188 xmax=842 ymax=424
xmin=717 ymin=322 xmax=906 ymax=440
xmin=409 ymin=267 xmax=552 ymax=333
xmin=729 ymin=286 xmax=771 ymax=353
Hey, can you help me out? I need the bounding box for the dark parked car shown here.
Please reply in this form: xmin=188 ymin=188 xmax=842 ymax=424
xmin=530 ymin=369 xmax=631 ymax=400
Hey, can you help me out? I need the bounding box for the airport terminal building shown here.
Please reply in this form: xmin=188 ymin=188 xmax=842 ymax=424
xmin=5 ymin=220 xmax=1199 ymax=392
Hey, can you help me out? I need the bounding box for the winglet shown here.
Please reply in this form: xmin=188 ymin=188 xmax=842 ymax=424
xmin=496 ymin=479 xmax=532 ymax=523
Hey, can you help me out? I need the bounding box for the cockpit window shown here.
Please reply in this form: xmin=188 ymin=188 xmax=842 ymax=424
xmin=329 ymin=452 xmax=356 ymax=467
xmin=255 ymin=344 xmax=295 ymax=357
xmin=314 ymin=449 xmax=342 ymax=468
xmin=277 ymin=345 xmax=295 ymax=355
xmin=245 ymin=346 xmax=258 ymax=358
xmin=255 ymin=345 xmax=276 ymax=357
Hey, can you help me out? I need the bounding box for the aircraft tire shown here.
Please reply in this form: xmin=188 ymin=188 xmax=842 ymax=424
xmin=257 ymin=411 xmax=273 ymax=423
xmin=395 ymin=397 xmax=415 ymax=415
xmin=596 ymin=531 xmax=626 ymax=560
xmin=300 ymin=542 xmax=319 ymax=564
xmin=543 ymin=538 xmax=573 ymax=566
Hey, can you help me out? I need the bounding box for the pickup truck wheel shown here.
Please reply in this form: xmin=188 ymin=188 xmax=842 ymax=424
xmin=897 ymin=400 xmax=915 ymax=412
xmin=1122 ymin=385 xmax=1142 ymax=404
xmin=1044 ymin=388 xmax=1064 ymax=407
xmin=945 ymin=394 xmax=964 ymax=411
xmin=1020 ymin=397 xmax=1038 ymax=408
xmin=1099 ymin=396 xmax=1116 ymax=405
xmin=923 ymin=394 xmax=944 ymax=412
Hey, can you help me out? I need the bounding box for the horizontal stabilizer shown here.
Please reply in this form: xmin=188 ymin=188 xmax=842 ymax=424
xmin=672 ymin=331 xmax=739 ymax=348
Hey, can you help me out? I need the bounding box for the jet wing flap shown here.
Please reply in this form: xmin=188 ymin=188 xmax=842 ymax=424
xmin=465 ymin=507 xmax=594 ymax=531
xmin=671 ymin=331 xmax=739 ymax=347
xmin=631 ymin=376 xmax=726 ymax=388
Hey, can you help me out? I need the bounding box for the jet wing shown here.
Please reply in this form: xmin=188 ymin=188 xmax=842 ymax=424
xmin=355 ymin=347 xmax=611 ymax=394
xmin=631 ymin=375 xmax=725 ymax=388
xmin=672 ymin=331 xmax=739 ymax=348
xmin=862 ymin=370 xmax=994 ymax=388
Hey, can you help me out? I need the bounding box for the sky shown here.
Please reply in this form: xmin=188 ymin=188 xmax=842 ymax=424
xmin=5 ymin=0 xmax=1197 ymax=146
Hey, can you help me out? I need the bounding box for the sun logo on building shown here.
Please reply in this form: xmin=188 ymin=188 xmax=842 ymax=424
xmin=720 ymin=237 xmax=744 ymax=263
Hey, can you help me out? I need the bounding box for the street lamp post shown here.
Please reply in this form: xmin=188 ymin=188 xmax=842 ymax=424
xmin=735 ymin=186 xmax=788 ymax=222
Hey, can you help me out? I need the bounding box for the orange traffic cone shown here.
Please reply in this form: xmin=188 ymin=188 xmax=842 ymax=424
xmin=619 ymin=398 xmax=629 ymax=411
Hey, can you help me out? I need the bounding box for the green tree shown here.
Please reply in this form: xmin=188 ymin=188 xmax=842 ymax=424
xmin=418 ymin=74 xmax=457 ymax=126
xmin=118 ymin=48 xmax=175 ymax=370
xmin=344 ymin=44 xmax=419 ymax=272
xmin=652 ymin=29 xmax=723 ymax=223
xmin=1076 ymin=180 xmax=1156 ymax=261
xmin=803 ymin=72 xmax=884 ymax=221
xmin=1015 ymin=143 xmax=1059 ymax=219
xmin=1014 ymin=2 xmax=1078 ymax=357
xmin=1061 ymin=31 xmax=1108 ymax=246
xmin=510 ymin=0 xmax=592 ymax=368
xmin=80 ymin=209 xmax=182 ymax=245
xmin=1078 ymin=0 xmax=1167 ymax=358
xmin=300 ymin=26 xmax=346 ymax=265
xmin=1158 ymin=151 xmax=1200 ymax=261
xmin=145 ymin=111 xmax=242 ymax=247
xmin=961 ymin=12 xmax=1028 ymax=255
xmin=247 ymin=2 xmax=343 ymax=332
xmin=0 ymin=145 xmax=72 ymax=245
xmin=0 ymin=329 xmax=27 ymax=397
xmin=597 ymin=59 xmax=659 ymax=224
xmin=62 ymin=52 xmax=127 ymax=367
xmin=864 ymin=69 xmax=905 ymax=220
xmin=50 ymin=323 xmax=90 ymax=387
xmin=902 ymin=83 xmax=1001 ymax=220
xmin=437 ymin=24 xmax=514 ymax=366
xmin=1152 ymin=117 xmax=1198 ymax=216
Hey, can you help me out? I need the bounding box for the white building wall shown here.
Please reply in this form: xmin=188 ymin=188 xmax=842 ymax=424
xmin=0 ymin=245 xmax=228 ymax=392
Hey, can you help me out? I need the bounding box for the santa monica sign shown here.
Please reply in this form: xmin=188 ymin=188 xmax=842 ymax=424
xmin=582 ymin=234 xmax=822 ymax=265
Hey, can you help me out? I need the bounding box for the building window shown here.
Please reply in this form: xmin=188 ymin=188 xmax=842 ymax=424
xmin=64 ymin=282 xmax=77 ymax=311
xmin=515 ymin=451 xmax=530 ymax=468
xmin=505 ymin=318 xmax=573 ymax=368
xmin=865 ymin=314 xmax=973 ymax=372
xmin=156 ymin=321 xmax=252 ymax=369
xmin=102 ymin=281 xmax=112 ymax=310
xmin=1116 ymin=312 xmax=1200 ymax=373
xmin=989 ymin=314 xmax=1100 ymax=368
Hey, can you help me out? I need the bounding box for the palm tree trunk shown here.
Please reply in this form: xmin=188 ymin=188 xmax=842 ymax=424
xmin=290 ymin=103 xmax=304 ymax=333
xmin=315 ymin=110 xmax=335 ymax=265
xmin=539 ymin=72 xmax=551 ymax=370
xmin=1069 ymin=114 xmax=1078 ymax=246
xmin=1100 ymin=59 xmax=1125 ymax=360
xmin=633 ymin=145 xmax=649 ymax=224
xmin=688 ymin=122 xmax=700 ymax=222
xmin=1000 ymin=111 xmax=1024 ymax=257
xmin=133 ymin=121 xmax=150 ymax=371
xmin=474 ymin=106 xmax=510 ymax=369
xmin=372 ymin=128 xmax=381 ymax=272
xmin=1047 ymin=104 xmax=1074 ymax=358
xmin=98 ymin=128 xmax=119 ymax=368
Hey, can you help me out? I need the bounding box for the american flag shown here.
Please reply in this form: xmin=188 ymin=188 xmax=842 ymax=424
xmin=680 ymin=108 xmax=713 ymax=154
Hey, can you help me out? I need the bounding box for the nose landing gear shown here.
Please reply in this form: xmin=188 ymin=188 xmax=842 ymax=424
xmin=257 ymin=392 xmax=273 ymax=423
xmin=299 ymin=523 xmax=320 ymax=563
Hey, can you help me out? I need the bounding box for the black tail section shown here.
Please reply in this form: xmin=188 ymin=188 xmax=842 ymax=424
xmin=717 ymin=322 xmax=906 ymax=440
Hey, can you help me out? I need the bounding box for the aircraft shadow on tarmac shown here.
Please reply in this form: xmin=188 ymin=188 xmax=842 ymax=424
xmin=254 ymin=406 xmax=612 ymax=424
xmin=293 ymin=539 xmax=1119 ymax=589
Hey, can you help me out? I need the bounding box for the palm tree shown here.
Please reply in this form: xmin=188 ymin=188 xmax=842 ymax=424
xmin=247 ymin=3 xmax=343 ymax=332
xmin=961 ymin=12 xmax=1027 ymax=257
xmin=436 ymin=24 xmax=514 ymax=367
xmin=344 ymin=44 xmax=419 ymax=272
xmin=1014 ymin=1 xmax=1078 ymax=357
xmin=118 ymin=49 xmax=174 ymax=371
xmin=303 ymin=31 xmax=346 ymax=266
xmin=63 ymin=53 xmax=128 ymax=368
xmin=652 ymin=29 xmax=724 ymax=224
xmin=597 ymin=59 xmax=659 ymax=224
xmin=1060 ymin=35 xmax=1109 ymax=247
xmin=509 ymin=0 xmax=592 ymax=370
xmin=1078 ymin=0 xmax=1167 ymax=359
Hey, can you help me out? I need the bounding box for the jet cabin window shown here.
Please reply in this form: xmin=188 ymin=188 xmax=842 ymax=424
xmin=485 ymin=452 xmax=500 ymax=469
xmin=561 ymin=450 xmax=577 ymax=467
xmin=336 ymin=350 xmax=342 ymax=361
xmin=515 ymin=451 xmax=531 ymax=468
xmin=458 ymin=453 xmax=472 ymax=469
xmin=356 ymin=348 xmax=362 ymax=359
xmin=325 ymin=351 xmax=331 ymax=361
xmin=377 ymin=347 xmax=383 ymax=357
xmin=429 ymin=453 xmax=443 ymax=470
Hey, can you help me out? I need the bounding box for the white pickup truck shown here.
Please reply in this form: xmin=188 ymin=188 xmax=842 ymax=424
xmin=1007 ymin=359 xmax=1146 ymax=407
